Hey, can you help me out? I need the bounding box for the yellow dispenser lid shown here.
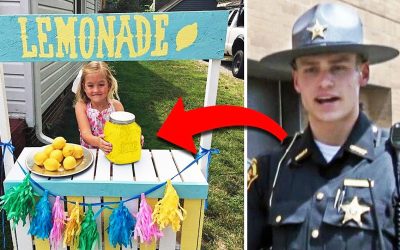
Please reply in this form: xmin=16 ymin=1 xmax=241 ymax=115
xmin=109 ymin=111 xmax=135 ymax=124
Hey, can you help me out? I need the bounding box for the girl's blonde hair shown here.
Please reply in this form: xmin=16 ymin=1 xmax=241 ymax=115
xmin=75 ymin=61 xmax=120 ymax=104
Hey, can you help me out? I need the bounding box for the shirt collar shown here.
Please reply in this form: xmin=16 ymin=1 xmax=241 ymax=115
xmin=292 ymin=112 xmax=375 ymax=165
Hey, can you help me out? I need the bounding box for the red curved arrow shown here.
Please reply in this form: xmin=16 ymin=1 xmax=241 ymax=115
xmin=157 ymin=97 xmax=288 ymax=153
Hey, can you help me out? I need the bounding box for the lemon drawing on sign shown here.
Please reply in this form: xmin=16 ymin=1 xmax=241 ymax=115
xmin=176 ymin=22 xmax=198 ymax=51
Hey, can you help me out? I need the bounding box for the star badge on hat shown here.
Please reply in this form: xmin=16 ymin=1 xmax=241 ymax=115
xmin=306 ymin=19 xmax=327 ymax=40
xmin=261 ymin=3 xmax=399 ymax=75
xmin=340 ymin=196 xmax=370 ymax=226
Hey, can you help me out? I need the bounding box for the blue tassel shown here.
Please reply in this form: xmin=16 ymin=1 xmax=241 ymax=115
xmin=107 ymin=202 xmax=136 ymax=248
xmin=28 ymin=190 xmax=52 ymax=239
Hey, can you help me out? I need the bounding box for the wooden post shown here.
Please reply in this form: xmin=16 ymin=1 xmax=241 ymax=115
xmin=199 ymin=59 xmax=221 ymax=179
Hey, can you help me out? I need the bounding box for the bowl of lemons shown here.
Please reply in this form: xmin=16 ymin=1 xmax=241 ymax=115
xmin=26 ymin=137 xmax=94 ymax=177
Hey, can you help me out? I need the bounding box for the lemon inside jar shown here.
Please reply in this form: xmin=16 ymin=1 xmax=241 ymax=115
xmin=104 ymin=111 xmax=142 ymax=164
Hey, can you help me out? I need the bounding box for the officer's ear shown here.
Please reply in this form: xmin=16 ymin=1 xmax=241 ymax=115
xmin=292 ymin=69 xmax=301 ymax=94
xmin=358 ymin=62 xmax=369 ymax=87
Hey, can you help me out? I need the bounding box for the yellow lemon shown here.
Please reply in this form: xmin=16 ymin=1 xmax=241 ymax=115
xmin=52 ymin=137 xmax=66 ymax=150
xmin=43 ymin=145 xmax=54 ymax=156
xmin=43 ymin=158 xmax=60 ymax=171
xmin=73 ymin=145 xmax=84 ymax=159
xmin=63 ymin=156 xmax=77 ymax=170
xmin=49 ymin=149 xmax=64 ymax=163
xmin=176 ymin=22 xmax=198 ymax=51
xmin=62 ymin=144 xmax=75 ymax=157
xmin=34 ymin=151 xmax=48 ymax=166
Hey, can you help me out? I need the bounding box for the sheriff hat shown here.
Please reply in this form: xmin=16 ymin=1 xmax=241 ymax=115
xmin=261 ymin=2 xmax=399 ymax=73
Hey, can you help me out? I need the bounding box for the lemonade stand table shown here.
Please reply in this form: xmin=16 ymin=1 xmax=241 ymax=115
xmin=0 ymin=10 xmax=227 ymax=250
xmin=4 ymin=147 xmax=207 ymax=250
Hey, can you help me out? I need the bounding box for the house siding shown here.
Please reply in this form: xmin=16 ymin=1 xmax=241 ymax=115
xmin=35 ymin=0 xmax=84 ymax=118
xmin=0 ymin=0 xmax=33 ymax=125
xmin=86 ymin=0 xmax=95 ymax=13
xmin=37 ymin=0 xmax=74 ymax=14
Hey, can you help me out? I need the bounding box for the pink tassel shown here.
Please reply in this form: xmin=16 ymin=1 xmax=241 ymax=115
xmin=134 ymin=193 xmax=163 ymax=244
xmin=49 ymin=196 xmax=66 ymax=250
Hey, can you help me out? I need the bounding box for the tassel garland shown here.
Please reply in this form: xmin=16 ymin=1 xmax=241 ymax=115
xmin=152 ymin=180 xmax=187 ymax=232
xmin=63 ymin=202 xmax=82 ymax=249
xmin=28 ymin=190 xmax=52 ymax=239
xmin=50 ymin=196 xmax=66 ymax=250
xmin=78 ymin=205 xmax=99 ymax=250
xmin=0 ymin=173 xmax=37 ymax=226
xmin=108 ymin=202 xmax=136 ymax=248
xmin=134 ymin=193 xmax=163 ymax=244
xmin=0 ymin=157 xmax=201 ymax=247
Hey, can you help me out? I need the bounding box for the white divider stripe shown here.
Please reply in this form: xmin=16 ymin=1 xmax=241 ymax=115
xmin=114 ymin=160 xmax=137 ymax=249
xmin=151 ymin=150 xmax=181 ymax=183
xmin=92 ymin=150 xmax=111 ymax=248
xmin=171 ymin=150 xmax=207 ymax=183
xmin=150 ymin=150 xmax=178 ymax=250
xmin=14 ymin=219 xmax=33 ymax=250
xmin=158 ymin=227 xmax=176 ymax=250
xmin=134 ymin=150 xmax=157 ymax=181
xmin=6 ymin=148 xmax=34 ymax=250
xmin=9 ymin=225 xmax=16 ymax=250
xmin=112 ymin=163 xmax=134 ymax=181
xmin=95 ymin=150 xmax=111 ymax=181
xmin=69 ymin=150 xmax=100 ymax=247
xmin=84 ymin=196 xmax=103 ymax=249
xmin=134 ymin=151 xmax=158 ymax=248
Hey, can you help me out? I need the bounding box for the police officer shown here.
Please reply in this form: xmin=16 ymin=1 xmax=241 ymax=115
xmin=247 ymin=3 xmax=399 ymax=249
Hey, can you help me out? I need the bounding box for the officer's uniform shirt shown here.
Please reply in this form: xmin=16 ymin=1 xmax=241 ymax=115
xmin=248 ymin=113 xmax=397 ymax=249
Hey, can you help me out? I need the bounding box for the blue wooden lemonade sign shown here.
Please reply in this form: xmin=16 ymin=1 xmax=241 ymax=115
xmin=0 ymin=11 xmax=228 ymax=62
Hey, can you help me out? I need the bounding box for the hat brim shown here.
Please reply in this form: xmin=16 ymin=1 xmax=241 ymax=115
xmin=261 ymin=43 xmax=399 ymax=74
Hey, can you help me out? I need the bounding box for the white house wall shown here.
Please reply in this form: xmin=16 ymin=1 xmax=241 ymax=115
xmin=40 ymin=62 xmax=81 ymax=113
xmin=36 ymin=0 xmax=83 ymax=115
xmin=37 ymin=0 xmax=74 ymax=14
xmin=0 ymin=0 xmax=34 ymax=126
xmin=0 ymin=0 xmax=23 ymax=14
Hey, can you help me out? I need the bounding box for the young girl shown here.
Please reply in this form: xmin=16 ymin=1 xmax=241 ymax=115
xmin=75 ymin=61 xmax=124 ymax=154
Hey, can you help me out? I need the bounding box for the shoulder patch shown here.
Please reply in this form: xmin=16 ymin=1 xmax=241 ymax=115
xmin=247 ymin=158 xmax=259 ymax=190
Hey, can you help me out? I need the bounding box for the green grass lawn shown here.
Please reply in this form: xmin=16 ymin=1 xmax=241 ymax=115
xmin=2 ymin=60 xmax=244 ymax=249
xmin=112 ymin=60 xmax=244 ymax=249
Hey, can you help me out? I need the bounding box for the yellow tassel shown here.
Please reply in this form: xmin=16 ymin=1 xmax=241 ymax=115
xmin=63 ymin=202 xmax=83 ymax=249
xmin=152 ymin=180 xmax=187 ymax=232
